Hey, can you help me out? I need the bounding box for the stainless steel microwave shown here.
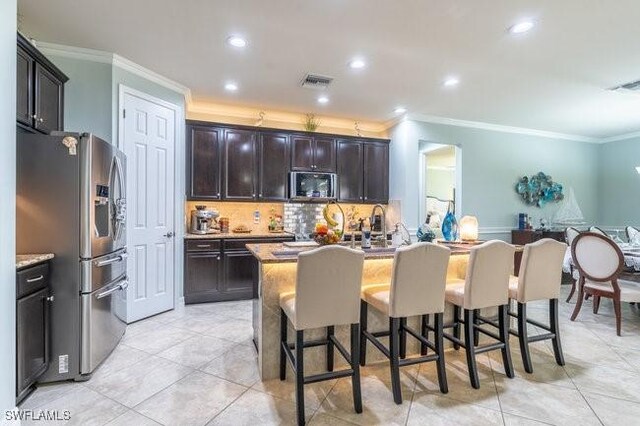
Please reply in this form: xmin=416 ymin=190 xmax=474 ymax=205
xmin=289 ymin=172 xmax=337 ymax=201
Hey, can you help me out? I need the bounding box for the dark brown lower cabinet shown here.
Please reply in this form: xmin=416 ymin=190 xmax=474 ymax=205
xmin=184 ymin=236 xmax=294 ymax=304
xmin=184 ymin=251 xmax=223 ymax=304
xmin=16 ymin=262 xmax=51 ymax=404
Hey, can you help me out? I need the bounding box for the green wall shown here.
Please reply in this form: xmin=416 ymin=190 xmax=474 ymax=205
xmin=598 ymin=137 xmax=640 ymax=227
xmin=390 ymin=119 xmax=600 ymax=239
xmin=1 ymin=0 xmax=16 ymax=411
xmin=47 ymin=55 xmax=113 ymax=141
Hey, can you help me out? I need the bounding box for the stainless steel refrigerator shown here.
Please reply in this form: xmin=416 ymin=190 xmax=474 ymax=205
xmin=17 ymin=132 xmax=128 ymax=382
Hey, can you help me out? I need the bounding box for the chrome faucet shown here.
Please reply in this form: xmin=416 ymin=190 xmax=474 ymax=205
xmin=370 ymin=204 xmax=388 ymax=248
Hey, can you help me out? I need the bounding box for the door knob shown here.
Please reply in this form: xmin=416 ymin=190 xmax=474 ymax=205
xmin=164 ymin=231 xmax=175 ymax=238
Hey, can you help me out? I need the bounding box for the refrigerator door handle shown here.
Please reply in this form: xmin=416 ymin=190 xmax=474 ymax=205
xmin=96 ymin=278 xmax=128 ymax=299
xmin=94 ymin=252 xmax=128 ymax=268
xmin=111 ymin=155 xmax=126 ymax=242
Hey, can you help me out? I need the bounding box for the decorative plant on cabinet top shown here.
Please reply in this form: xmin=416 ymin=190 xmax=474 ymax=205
xmin=515 ymin=172 xmax=564 ymax=208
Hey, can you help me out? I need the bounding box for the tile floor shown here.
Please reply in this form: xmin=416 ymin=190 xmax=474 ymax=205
xmin=20 ymin=286 xmax=640 ymax=425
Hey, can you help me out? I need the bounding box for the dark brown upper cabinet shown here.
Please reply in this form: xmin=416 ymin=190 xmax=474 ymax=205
xmin=336 ymin=140 xmax=364 ymax=203
xmin=223 ymin=129 xmax=257 ymax=200
xmin=16 ymin=33 xmax=67 ymax=134
xmin=258 ymin=133 xmax=290 ymax=201
xmin=363 ymin=142 xmax=390 ymax=204
xmin=186 ymin=125 xmax=223 ymax=200
xmin=16 ymin=46 xmax=33 ymax=127
xmin=291 ymin=136 xmax=336 ymax=172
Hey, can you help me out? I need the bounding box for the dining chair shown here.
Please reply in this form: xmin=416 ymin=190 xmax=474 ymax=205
xmin=508 ymin=239 xmax=567 ymax=373
xmin=570 ymin=232 xmax=640 ymax=336
xmin=589 ymin=226 xmax=608 ymax=237
xmin=279 ymin=245 xmax=365 ymax=425
xmin=443 ymin=240 xmax=516 ymax=389
xmin=360 ymin=242 xmax=450 ymax=404
xmin=626 ymin=226 xmax=640 ymax=244
xmin=564 ymin=227 xmax=582 ymax=302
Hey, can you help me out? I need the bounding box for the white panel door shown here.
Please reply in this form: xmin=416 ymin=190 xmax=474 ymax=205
xmin=122 ymin=91 xmax=176 ymax=322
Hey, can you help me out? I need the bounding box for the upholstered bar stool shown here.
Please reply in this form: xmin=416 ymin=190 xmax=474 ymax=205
xmin=564 ymin=227 xmax=581 ymax=302
xmin=570 ymin=232 xmax=640 ymax=336
xmin=359 ymin=243 xmax=451 ymax=404
xmin=443 ymin=240 xmax=516 ymax=389
xmin=279 ymin=245 xmax=365 ymax=425
xmin=508 ymin=239 xmax=567 ymax=373
xmin=627 ymin=226 xmax=640 ymax=243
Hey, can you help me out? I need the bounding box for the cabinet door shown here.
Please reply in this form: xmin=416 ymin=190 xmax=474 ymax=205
xmin=16 ymin=287 xmax=49 ymax=397
xmin=258 ymin=133 xmax=289 ymax=201
xmin=184 ymin=252 xmax=223 ymax=304
xmin=187 ymin=126 xmax=222 ymax=200
xmin=313 ymin=137 xmax=336 ymax=172
xmin=224 ymin=129 xmax=256 ymax=200
xmin=291 ymin=136 xmax=314 ymax=171
xmin=337 ymin=140 xmax=364 ymax=203
xmin=223 ymin=251 xmax=255 ymax=300
xmin=34 ymin=63 xmax=63 ymax=133
xmin=363 ymin=142 xmax=389 ymax=203
xmin=16 ymin=46 xmax=33 ymax=127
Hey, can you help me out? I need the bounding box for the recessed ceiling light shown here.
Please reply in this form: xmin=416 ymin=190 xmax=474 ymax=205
xmin=226 ymin=35 xmax=247 ymax=48
xmin=224 ymin=82 xmax=238 ymax=92
xmin=508 ymin=20 xmax=535 ymax=34
xmin=317 ymin=96 xmax=329 ymax=104
xmin=394 ymin=107 xmax=407 ymax=114
xmin=443 ymin=77 xmax=459 ymax=87
xmin=348 ymin=58 xmax=366 ymax=69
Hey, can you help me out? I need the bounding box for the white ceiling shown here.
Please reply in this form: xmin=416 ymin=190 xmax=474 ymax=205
xmin=17 ymin=0 xmax=640 ymax=139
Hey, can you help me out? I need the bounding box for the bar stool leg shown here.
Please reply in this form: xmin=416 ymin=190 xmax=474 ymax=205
xmin=499 ymin=305 xmax=515 ymax=378
xmin=280 ymin=308 xmax=287 ymax=381
xmin=359 ymin=301 xmax=368 ymax=367
xmin=326 ymin=326 xmax=335 ymax=372
xmin=473 ymin=309 xmax=480 ymax=346
xmin=463 ymin=309 xmax=480 ymax=389
xmin=350 ymin=323 xmax=363 ymax=413
xmin=295 ymin=330 xmax=305 ymax=425
xmin=389 ymin=317 xmax=403 ymax=404
xmin=549 ymin=299 xmax=565 ymax=366
xmin=453 ymin=305 xmax=461 ymax=350
xmin=517 ymin=302 xmax=533 ymax=374
xmin=399 ymin=317 xmax=407 ymax=359
xmin=434 ymin=312 xmax=448 ymax=394
xmin=420 ymin=314 xmax=430 ymax=356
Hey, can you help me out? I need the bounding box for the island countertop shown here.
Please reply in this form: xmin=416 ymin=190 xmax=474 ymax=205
xmin=246 ymin=241 xmax=516 ymax=264
xmin=16 ymin=253 xmax=55 ymax=269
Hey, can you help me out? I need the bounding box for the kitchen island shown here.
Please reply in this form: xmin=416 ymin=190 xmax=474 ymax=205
xmin=247 ymin=242 xmax=506 ymax=380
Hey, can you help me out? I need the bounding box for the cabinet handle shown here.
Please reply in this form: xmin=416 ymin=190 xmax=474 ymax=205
xmin=32 ymin=114 xmax=38 ymax=119
xmin=216 ymin=255 xmax=221 ymax=260
xmin=38 ymin=118 xmax=45 ymax=123
xmin=197 ymin=244 xmax=211 ymax=248
xmin=217 ymin=193 xmax=221 ymax=197
xmin=259 ymin=193 xmax=263 ymax=197
xmin=26 ymin=275 xmax=44 ymax=283
xmin=46 ymin=295 xmax=55 ymax=302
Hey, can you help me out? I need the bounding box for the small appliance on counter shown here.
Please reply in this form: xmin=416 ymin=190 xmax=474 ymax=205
xmin=190 ymin=205 xmax=219 ymax=234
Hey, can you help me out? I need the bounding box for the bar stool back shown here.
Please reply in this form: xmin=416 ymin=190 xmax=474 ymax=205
xmin=360 ymin=242 xmax=451 ymax=404
xmin=509 ymin=239 xmax=567 ymax=373
xmin=279 ymin=245 xmax=365 ymax=425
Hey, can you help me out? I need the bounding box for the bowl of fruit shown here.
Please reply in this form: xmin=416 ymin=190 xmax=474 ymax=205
xmin=312 ymin=223 xmax=343 ymax=245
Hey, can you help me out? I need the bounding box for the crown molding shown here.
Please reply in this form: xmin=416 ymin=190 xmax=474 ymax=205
xmin=36 ymin=41 xmax=191 ymax=100
xmin=405 ymin=113 xmax=601 ymax=143
xmin=600 ymin=130 xmax=640 ymax=144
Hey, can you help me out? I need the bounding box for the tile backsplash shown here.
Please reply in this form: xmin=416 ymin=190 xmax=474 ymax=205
xmin=185 ymin=201 xmax=395 ymax=237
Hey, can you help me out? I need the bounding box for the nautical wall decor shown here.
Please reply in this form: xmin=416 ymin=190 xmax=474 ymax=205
xmin=515 ymin=172 xmax=564 ymax=207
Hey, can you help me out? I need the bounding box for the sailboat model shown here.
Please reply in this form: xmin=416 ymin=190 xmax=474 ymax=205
xmin=553 ymin=187 xmax=586 ymax=226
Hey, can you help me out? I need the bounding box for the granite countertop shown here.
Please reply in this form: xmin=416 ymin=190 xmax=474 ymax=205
xmin=245 ymin=242 xmax=505 ymax=264
xmin=185 ymin=231 xmax=295 ymax=240
xmin=16 ymin=253 xmax=55 ymax=269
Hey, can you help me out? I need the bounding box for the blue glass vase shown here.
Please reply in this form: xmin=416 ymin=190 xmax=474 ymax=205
xmin=441 ymin=205 xmax=459 ymax=241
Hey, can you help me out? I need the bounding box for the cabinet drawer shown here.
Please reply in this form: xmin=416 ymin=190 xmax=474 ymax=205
xmin=16 ymin=263 xmax=50 ymax=298
xmin=223 ymin=237 xmax=294 ymax=251
xmin=186 ymin=239 xmax=221 ymax=252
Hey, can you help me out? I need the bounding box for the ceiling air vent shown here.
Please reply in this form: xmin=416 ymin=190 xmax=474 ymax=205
xmin=609 ymin=79 xmax=640 ymax=93
xmin=301 ymin=73 xmax=333 ymax=90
